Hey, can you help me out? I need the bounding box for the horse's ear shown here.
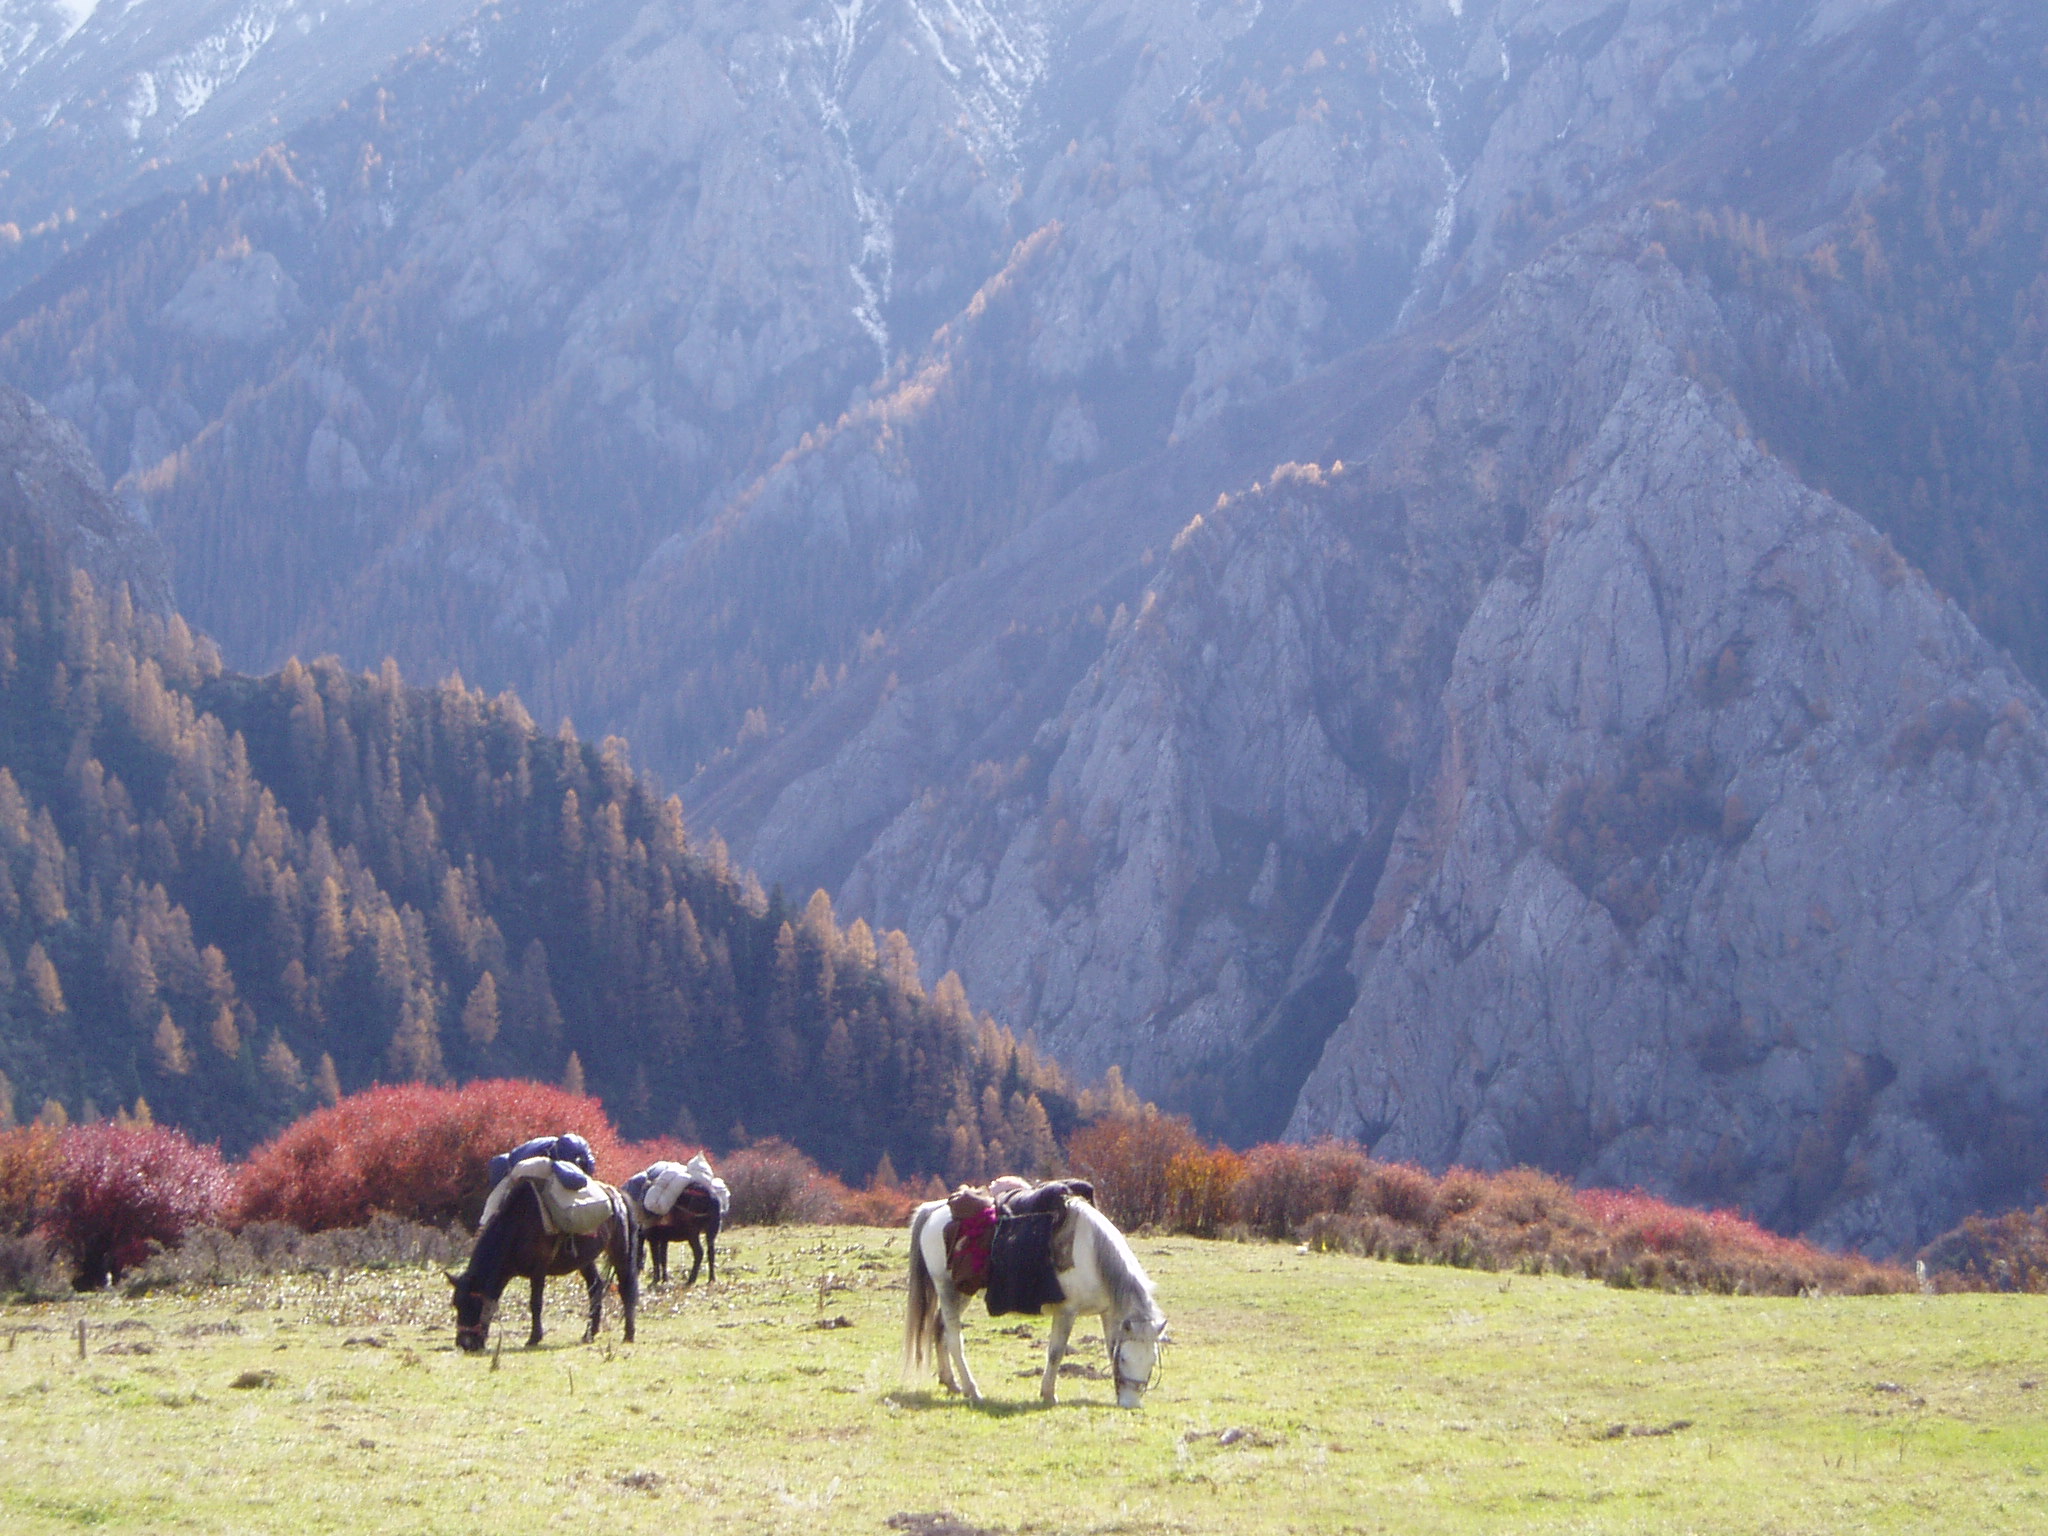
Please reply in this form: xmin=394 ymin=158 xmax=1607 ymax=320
xmin=445 ymin=1270 xmax=462 ymax=1288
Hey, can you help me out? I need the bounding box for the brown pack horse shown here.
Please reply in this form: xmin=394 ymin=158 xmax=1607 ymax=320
xmin=449 ymin=1181 xmax=639 ymax=1351
xmin=641 ymin=1182 xmax=721 ymax=1286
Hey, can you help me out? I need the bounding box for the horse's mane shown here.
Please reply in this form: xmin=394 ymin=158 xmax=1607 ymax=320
xmin=463 ymin=1180 xmax=539 ymax=1293
xmin=1076 ymin=1201 xmax=1162 ymax=1325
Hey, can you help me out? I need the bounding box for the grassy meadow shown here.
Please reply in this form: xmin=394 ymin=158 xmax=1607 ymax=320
xmin=0 ymin=1226 xmax=2043 ymax=1535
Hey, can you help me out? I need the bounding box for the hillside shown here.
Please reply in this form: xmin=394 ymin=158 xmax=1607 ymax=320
xmin=0 ymin=382 xmax=1073 ymax=1170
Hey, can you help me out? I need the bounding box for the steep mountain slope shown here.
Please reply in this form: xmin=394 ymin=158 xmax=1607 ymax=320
xmin=0 ymin=383 xmax=1073 ymax=1173
xmin=0 ymin=0 xmax=491 ymax=295
xmin=695 ymin=0 xmax=2048 ymax=1247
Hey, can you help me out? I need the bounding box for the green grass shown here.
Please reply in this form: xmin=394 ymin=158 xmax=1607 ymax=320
xmin=1 ymin=1227 xmax=2044 ymax=1534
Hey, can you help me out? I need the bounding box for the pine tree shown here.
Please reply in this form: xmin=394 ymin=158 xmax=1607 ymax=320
xmin=25 ymin=941 xmax=63 ymax=1014
xmin=153 ymin=1011 xmax=192 ymax=1075
xmin=260 ymin=1034 xmax=305 ymax=1095
xmin=207 ymin=1003 xmax=241 ymax=1059
xmin=461 ymin=972 xmax=501 ymax=1047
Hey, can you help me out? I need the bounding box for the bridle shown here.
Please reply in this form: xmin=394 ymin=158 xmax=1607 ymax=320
xmin=454 ymin=1288 xmax=498 ymax=1352
xmin=1111 ymin=1317 xmax=1167 ymax=1398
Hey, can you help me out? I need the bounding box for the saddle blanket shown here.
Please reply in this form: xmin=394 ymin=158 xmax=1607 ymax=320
xmin=943 ymin=1179 xmax=1097 ymax=1314
xmin=479 ymin=1155 xmax=619 ymax=1236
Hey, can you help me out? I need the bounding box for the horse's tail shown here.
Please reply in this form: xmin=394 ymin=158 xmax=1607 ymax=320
xmin=602 ymin=1187 xmax=641 ymax=1293
xmin=903 ymin=1201 xmax=939 ymax=1383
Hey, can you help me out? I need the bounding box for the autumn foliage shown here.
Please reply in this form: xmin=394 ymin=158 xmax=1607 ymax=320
xmin=229 ymin=1080 xmax=915 ymax=1232
xmin=0 ymin=1124 xmax=61 ymax=1236
xmin=43 ymin=1122 xmax=235 ymax=1287
xmin=1066 ymin=1107 xmax=1204 ymax=1230
xmin=1068 ymin=1112 xmax=1910 ymax=1297
xmin=0 ymin=1078 xmax=1957 ymax=1299
xmin=1916 ymin=1199 xmax=2048 ymax=1292
xmin=236 ymin=1079 xmax=624 ymax=1230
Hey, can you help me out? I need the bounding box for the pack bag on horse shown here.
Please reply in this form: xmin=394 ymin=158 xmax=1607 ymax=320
xmin=477 ymin=1133 xmax=600 ymax=1228
xmin=622 ymin=1153 xmax=729 ymax=1285
xmin=905 ymin=1176 xmax=1168 ymax=1408
xmin=450 ymin=1135 xmax=639 ymax=1351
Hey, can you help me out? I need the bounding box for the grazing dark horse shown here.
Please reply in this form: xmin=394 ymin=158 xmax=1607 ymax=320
xmin=449 ymin=1182 xmax=639 ymax=1351
xmin=641 ymin=1182 xmax=721 ymax=1286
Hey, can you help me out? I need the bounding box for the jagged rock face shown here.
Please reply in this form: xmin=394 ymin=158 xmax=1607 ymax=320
xmin=0 ymin=0 xmax=486 ymax=292
xmin=710 ymin=1 xmax=2048 ymax=1247
xmin=0 ymin=384 xmax=169 ymax=611
xmin=1287 ymin=230 xmax=2048 ymax=1254
xmin=3 ymin=0 xmax=1842 ymax=754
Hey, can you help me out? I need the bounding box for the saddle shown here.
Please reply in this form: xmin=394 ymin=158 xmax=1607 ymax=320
xmin=941 ymin=1178 xmax=1096 ymax=1312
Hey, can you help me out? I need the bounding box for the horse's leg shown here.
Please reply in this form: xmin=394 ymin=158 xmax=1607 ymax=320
xmin=647 ymin=1234 xmax=667 ymax=1286
xmin=705 ymin=1224 xmax=717 ymax=1285
xmin=684 ymin=1230 xmax=704 ymax=1287
xmin=526 ymin=1274 xmax=546 ymax=1347
xmin=580 ymin=1260 xmax=603 ymax=1343
xmin=937 ymin=1287 xmax=982 ymax=1405
xmin=1040 ymin=1311 xmax=1075 ymax=1405
xmin=617 ymin=1235 xmax=638 ymax=1345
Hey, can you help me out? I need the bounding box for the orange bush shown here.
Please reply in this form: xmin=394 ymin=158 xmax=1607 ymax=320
xmin=1919 ymin=1204 xmax=2048 ymax=1292
xmin=1067 ymin=1109 xmax=1204 ymax=1229
xmin=1165 ymin=1145 xmax=1244 ymax=1237
xmin=236 ymin=1079 xmax=622 ymax=1231
xmin=837 ymin=1181 xmax=921 ymax=1227
xmin=0 ymin=1124 xmax=61 ymax=1235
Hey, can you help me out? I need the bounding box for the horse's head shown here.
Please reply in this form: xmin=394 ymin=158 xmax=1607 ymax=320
xmin=1110 ymin=1312 xmax=1168 ymax=1409
xmin=449 ymin=1271 xmax=499 ymax=1353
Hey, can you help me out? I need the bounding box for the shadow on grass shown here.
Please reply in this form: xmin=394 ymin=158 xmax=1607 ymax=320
xmin=887 ymin=1390 xmax=1097 ymax=1417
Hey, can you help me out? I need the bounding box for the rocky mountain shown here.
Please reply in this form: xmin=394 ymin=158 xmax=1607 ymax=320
xmin=3 ymin=0 xmax=2046 ymax=1245
xmin=0 ymin=0 xmax=489 ymax=294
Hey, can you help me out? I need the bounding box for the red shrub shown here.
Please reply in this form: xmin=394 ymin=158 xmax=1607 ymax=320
xmin=721 ymin=1140 xmax=849 ymax=1225
xmin=237 ymin=1079 xmax=621 ymax=1231
xmin=1360 ymin=1161 xmax=1439 ymax=1227
xmin=1432 ymin=1166 xmax=1489 ymax=1224
xmin=1234 ymin=1141 xmax=1372 ymax=1237
xmin=46 ymin=1124 xmax=235 ymax=1287
xmin=0 ymin=1125 xmax=61 ymax=1235
xmin=1577 ymin=1189 xmax=1803 ymax=1260
xmin=1068 ymin=1109 xmax=1205 ymax=1229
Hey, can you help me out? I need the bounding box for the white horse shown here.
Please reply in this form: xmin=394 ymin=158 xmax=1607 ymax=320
xmin=904 ymin=1196 xmax=1167 ymax=1409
